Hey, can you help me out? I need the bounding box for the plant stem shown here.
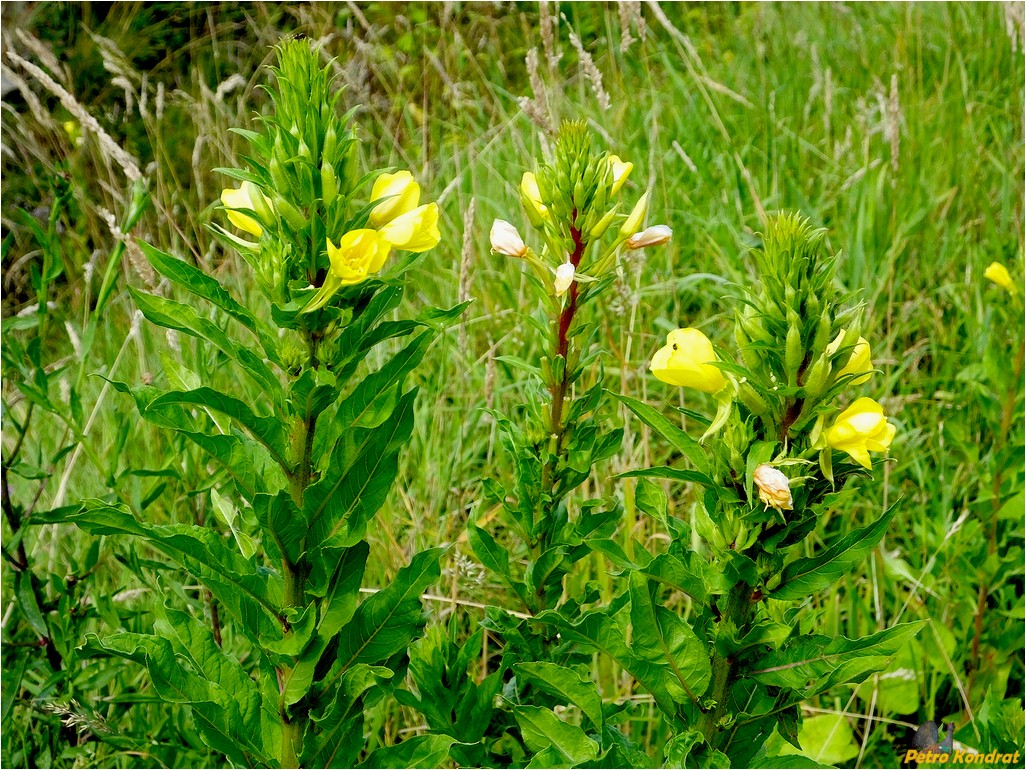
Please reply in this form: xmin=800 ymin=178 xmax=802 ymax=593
xmin=698 ymin=581 xmax=756 ymax=752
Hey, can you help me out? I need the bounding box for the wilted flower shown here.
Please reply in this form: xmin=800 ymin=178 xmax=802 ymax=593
xmin=554 ymin=261 xmax=575 ymax=297
xmin=626 ymin=224 xmax=672 ymax=250
xmin=984 ymin=262 xmax=1015 ymax=293
xmin=490 ymin=219 xmax=528 ymax=257
xmin=824 ymin=397 xmax=896 ymax=470
xmin=753 ymin=464 xmax=793 ymax=512
xmin=607 ymin=154 xmax=633 ymax=195
xmin=221 ymin=182 xmax=272 ymax=237
xmin=826 ymin=331 xmax=873 ymax=385
xmin=620 ymin=191 xmax=650 ymax=238
xmin=327 ymin=229 xmax=392 ymax=285
xmin=378 ymin=203 xmax=441 ymax=253
xmin=650 ymin=328 xmax=726 ymax=393
xmin=520 ymin=171 xmax=549 ymax=224
xmin=369 ymin=171 xmax=421 ymax=228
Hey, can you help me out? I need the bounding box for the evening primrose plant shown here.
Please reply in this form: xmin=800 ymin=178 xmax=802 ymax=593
xmin=537 ymin=213 xmax=922 ymax=768
xmin=448 ymin=121 xmax=673 ymax=766
xmin=43 ymin=39 xmax=463 ymax=769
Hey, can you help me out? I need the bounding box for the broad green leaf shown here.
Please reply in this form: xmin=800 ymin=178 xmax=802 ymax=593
xmin=619 ymin=466 xmax=714 ymax=487
xmin=751 ymin=622 xmax=925 ymax=697
xmin=211 ymin=487 xmax=257 ymax=559
xmin=335 ymin=332 xmax=432 ymax=431
xmin=514 ymin=662 xmax=604 ymax=732
xmin=329 ymin=548 xmax=442 ymax=681
xmin=612 ymin=393 xmax=710 ymax=475
xmin=589 ymin=540 xmax=708 ymax=603
xmin=137 ymin=240 xmax=280 ymax=363
xmin=14 ymin=572 xmax=47 ymax=638
xmin=629 ymin=572 xmax=711 ymax=701
xmin=306 ymin=389 xmax=417 ymax=550
xmin=81 ymin=632 xmax=269 ymax=766
xmin=514 ymin=705 xmax=599 ymax=766
xmin=771 ymin=503 xmax=898 ymax=600
xmin=68 ymin=501 xmax=283 ymax=641
xmin=358 ymin=734 xmax=458 ymax=769
xmin=304 ymin=664 xmax=392 ymax=769
xmin=129 ymin=288 xmax=284 ymax=407
xmin=467 ymin=523 xmax=529 ymax=605
xmin=768 ymin=714 xmax=859 ymax=766
xmin=254 ymin=491 xmax=305 ymax=566
xmin=148 ymin=387 xmax=291 ymax=470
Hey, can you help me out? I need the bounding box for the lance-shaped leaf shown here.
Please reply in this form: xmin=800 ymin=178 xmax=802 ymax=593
xmin=304 ymin=664 xmax=392 ymax=769
xmin=68 ymin=501 xmax=283 ymax=641
xmin=80 ymin=631 xmax=269 ymax=766
xmin=358 ymin=734 xmax=459 ymax=769
xmin=589 ymin=539 xmax=709 ymax=603
xmin=306 ymin=389 xmax=417 ymax=551
xmin=148 ymin=387 xmax=291 ymax=471
xmin=514 ymin=662 xmax=604 ymax=732
xmin=467 ymin=523 xmax=529 ymax=607
xmin=514 ymin=705 xmax=599 ymax=766
xmin=130 ymin=288 xmax=285 ymax=408
xmin=750 ymin=621 xmax=926 ymax=697
xmin=612 ymin=393 xmax=711 ymax=475
xmin=137 ymin=240 xmax=281 ymax=364
xmin=629 ymin=572 xmax=712 ymax=702
xmin=328 ymin=547 xmax=443 ymax=680
xmin=771 ymin=503 xmax=898 ymax=601
xmin=108 ymin=380 xmax=283 ymax=503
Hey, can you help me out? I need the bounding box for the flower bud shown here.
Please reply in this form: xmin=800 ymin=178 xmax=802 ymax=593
xmin=554 ymin=261 xmax=575 ymax=297
xmin=626 ymin=224 xmax=672 ymax=249
xmin=620 ymin=191 xmax=650 ymax=238
xmin=607 ymin=154 xmax=633 ymax=195
xmin=826 ymin=330 xmax=873 ymax=385
xmin=520 ymin=172 xmax=549 ymax=226
xmin=649 ymin=328 xmax=726 ymax=394
xmin=984 ymin=262 xmax=1015 ymax=293
xmin=490 ymin=219 xmax=527 ymax=258
xmin=753 ymin=464 xmax=793 ymax=512
xmin=823 ymin=397 xmax=896 ymax=469
xmin=589 ymin=208 xmax=618 ymax=240
xmin=321 ymin=161 xmax=338 ymax=206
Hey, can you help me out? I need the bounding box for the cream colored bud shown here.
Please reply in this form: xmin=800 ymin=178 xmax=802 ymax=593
xmin=490 ymin=219 xmax=527 ymax=257
xmin=753 ymin=464 xmax=793 ymax=512
xmin=554 ymin=261 xmax=575 ymax=297
xmin=626 ymin=224 xmax=672 ymax=249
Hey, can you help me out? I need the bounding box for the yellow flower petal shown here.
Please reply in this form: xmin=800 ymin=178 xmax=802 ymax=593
xmin=327 ymin=229 xmax=393 ymax=286
xmin=369 ymin=171 xmax=421 ymax=228
xmin=378 ymin=203 xmax=440 ymax=253
xmin=649 ymin=328 xmax=725 ymax=394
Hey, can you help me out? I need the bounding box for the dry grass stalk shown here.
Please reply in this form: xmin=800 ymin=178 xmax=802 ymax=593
xmin=568 ymin=28 xmax=611 ymax=111
xmin=518 ymin=47 xmax=554 ymax=133
xmin=458 ymin=197 xmax=476 ymax=349
xmin=539 ymin=1 xmax=562 ymax=69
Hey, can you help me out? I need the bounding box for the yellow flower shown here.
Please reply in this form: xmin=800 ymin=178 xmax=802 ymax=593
xmin=221 ymin=182 xmax=272 ymax=237
xmin=620 ymin=191 xmax=650 ymax=239
xmin=753 ymin=464 xmax=793 ymax=512
xmin=984 ymin=262 xmax=1015 ymax=293
xmin=520 ymin=171 xmax=549 ymax=224
xmin=607 ymin=154 xmax=634 ymax=195
xmin=826 ymin=330 xmax=873 ymax=385
xmin=378 ymin=203 xmax=441 ymax=253
xmin=650 ymin=328 xmax=726 ymax=394
xmin=327 ymin=229 xmax=392 ymax=285
xmin=824 ymin=397 xmax=896 ymax=470
xmin=369 ymin=170 xmax=420 ymax=228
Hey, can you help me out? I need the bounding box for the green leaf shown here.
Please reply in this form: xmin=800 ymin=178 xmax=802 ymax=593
xmin=612 ymin=393 xmax=710 ymax=475
xmin=304 ymin=664 xmax=392 ymax=769
xmin=751 ymin=622 xmax=926 ymax=697
xmin=514 ymin=662 xmax=604 ymax=732
xmin=68 ymin=501 xmax=283 ymax=642
xmin=129 ymin=288 xmax=284 ymax=407
xmin=514 ymin=705 xmax=600 ymax=766
xmin=14 ymin=572 xmax=48 ymax=638
xmin=619 ymin=466 xmax=714 ymax=487
xmin=137 ymin=240 xmax=280 ymax=363
xmin=358 ymin=734 xmax=458 ymax=769
xmin=588 ymin=541 xmax=708 ymax=604
xmin=467 ymin=523 xmax=529 ymax=605
xmin=628 ymin=572 xmax=711 ymax=701
xmin=329 ymin=547 xmax=442 ymax=680
xmin=81 ymin=631 xmax=269 ymax=766
xmin=306 ymin=389 xmax=417 ymax=550
xmin=148 ymin=387 xmax=291 ymax=471
xmin=335 ymin=332 xmax=432 ymax=431
xmin=771 ymin=503 xmax=898 ymax=600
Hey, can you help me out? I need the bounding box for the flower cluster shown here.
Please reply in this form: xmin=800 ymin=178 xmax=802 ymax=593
xmin=489 ymin=121 xmax=671 ymax=301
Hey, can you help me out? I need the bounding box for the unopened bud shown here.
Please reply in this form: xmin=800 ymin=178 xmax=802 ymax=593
xmin=626 ymin=224 xmax=672 ymax=249
xmin=490 ymin=219 xmax=528 ymax=258
xmin=620 ymin=191 xmax=650 ymax=238
xmin=554 ymin=261 xmax=575 ymax=296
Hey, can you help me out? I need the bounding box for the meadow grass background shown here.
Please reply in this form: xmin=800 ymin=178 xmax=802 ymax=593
xmin=1 ymin=2 xmax=1024 ymax=767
